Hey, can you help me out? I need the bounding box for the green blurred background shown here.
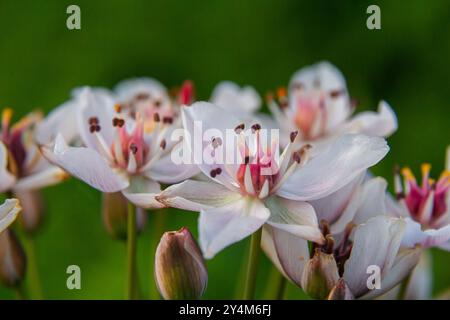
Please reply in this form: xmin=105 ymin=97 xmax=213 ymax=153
xmin=0 ymin=0 xmax=449 ymax=299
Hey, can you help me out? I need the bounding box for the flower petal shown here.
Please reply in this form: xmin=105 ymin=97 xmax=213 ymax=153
xmin=401 ymin=218 xmax=450 ymax=249
xmin=122 ymin=176 xmax=164 ymax=209
xmin=210 ymin=81 xmax=261 ymax=114
xmin=404 ymin=251 xmax=432 ymax=300
xmin=0 ymin=142 xmax=16 ymax=192
xmin=278 ymin=134 xmax=389 ymax=201
xmin=343 ymin=216 xmax=406 ymax=297
xmin=76 ymin=87 xmax=116 ymax=150
xmin=309 ymin=172 xmax=364 ymax=225
xmin=13 ymin=166 xmax=68 ymax=191
xmin=199 ymin=197 xmax=269 ymax=258
xmin=265 ymin=195 xmax=324 ymax=243
xmin=269 ymin=225 xmax=310 ymax=286
xmin=331 ymin=177 xmax=388 ymax=234
xmin=0 ymin=199 xmax=21 ymax=233
xmin=360 ymin=246 xmax=421 ymax=300
xmin=114 ymin=77 xmax=168 ymax=103
xmin=41 ymin=134 xmax=129 ymax=192
xmin=347 ymin=101 xmax=398 ymax=137
xmin=157 ymin=179 xmax=242 ymax=211
xmin=145 ymin=151 xmax=199 ymax=184
xmin=35 ymin=97 xmax=80 ymax=145
xmin=289 ymin=61 xmax=351 ymax=131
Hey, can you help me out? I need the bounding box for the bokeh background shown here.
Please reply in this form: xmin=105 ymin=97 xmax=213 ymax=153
xmin=0 ymin=0 xmax=449 ymax=299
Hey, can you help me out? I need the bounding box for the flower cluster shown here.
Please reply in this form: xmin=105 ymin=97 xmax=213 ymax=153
xmin=0 ymin=61 xmax=448 ymax=300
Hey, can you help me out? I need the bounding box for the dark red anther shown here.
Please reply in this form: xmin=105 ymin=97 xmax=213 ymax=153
xmin=130 ymin=143 xmax=138 ymax=154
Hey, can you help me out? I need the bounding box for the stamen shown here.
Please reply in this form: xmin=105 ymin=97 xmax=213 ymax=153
xmin=210 ymin=168 xmax=222 ymax=178
xmin=112 ymin=117 xmax=125 ymax=127
xmin=329 ymin=89 xmax=344 ymax=98
xmin=88 ymin=116 xmax=99 ymax=125
xmin=114 ymin=103 xmax=122 ymax=113
xmin=292 ymin=83 xmax=304 ymax=91
xmin=153 ymin=112 xmax=160 ymax=122
xmin=251 ymin=123 xmax=261 ymax=133
xmin=89 ymin=124 xmax=101 ymax=133
xmin=129 ymin=143 xmax=138 ymax=154
xmin=160 ymin=139 xmax=166 ymax=150
xmin=162 ymin=116 xmax=173 ymax=124
xmin=211 ymin=137 xmax=222 ymax=149
xmin=277 ymin=87 xmax=287 ymax=99
xmin=290 ymin=131 xmax=298 ymax=143
xmin=401 ymin=167 xmax=416 ymax=183
xmin=234 ymin=123 xmax=245 ymax=134
xmin=292 ymin=151 xmax=301 ymax=163
xmin=135 ymin=93 xmax=150 ymax=100
xmin=154 ymin=100 xmax=162 ymax=108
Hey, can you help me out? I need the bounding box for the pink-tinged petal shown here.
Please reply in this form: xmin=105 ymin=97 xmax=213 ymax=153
xmin=122 ymin=176 xmax=164 ymax=209
xmin=289 ymin=61 xmax=351 ymax=131
xmin=199 ymin=197 xmax=269 ymax=259
xmin=145 ymin=151 xmax=199 ymax=184
xmin=13 ymin=166 xmax=68 ymax=191
xmin=347 ymin=101 xmax=398 ymax=137
xmin=270 ymin=225 xmax=310 ymax=286
xmin=210 ymin=81 xmax=261 ymax=114
xmin=0 ymin=142 xmax=16 ymax=192
xmin=76 ymin=87 xmax=116 ymax=150
xmin=265 ymin=196 xmax=324 ymax=244
xmin=404 ymin=251 xmax=432 ymax=300
xmin=157 ymin=180 xmax=242 ymax=211
xmin=331 ymin=177 xmax=388 ymax=234
xmin=401 ymin=218 xmax=450 ymax=249
xmin=343 ymin=216 xmax=406 ymax=298
xmin=360 ymin=246 xmax=421 ymax=300
xmin=309 ymin=172 xmax=364 ymax=225
xmin=42 ymin=134 xmax=129 ymax=192
xmin=0 ymin=199 xmax=21 ymax=233
xmin=278 ymin=134 xmax=389 ymax=201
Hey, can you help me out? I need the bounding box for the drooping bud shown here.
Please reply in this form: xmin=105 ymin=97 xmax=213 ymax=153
xmin=0 ymin=229 xmax=27 ymax=287
xmin=15 ymin=190 xmax=45 ymax=234
xmin=155 ymin=227 xmax=207 ymax=300
xmin=327 ymin=278 xmax=354 ymax=300
xmin=102 ymin=192 xmax=147 ymax=240
xmin=301 ymin=249 xmax=340 ymax=299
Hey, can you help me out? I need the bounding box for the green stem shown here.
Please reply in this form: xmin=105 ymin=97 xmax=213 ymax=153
xmin=149 ymin=208 xmax=166 ymax=300
xmin=14 ymin=282 xmax=27 ymax=300
xmin=263 ymin=266 xmax=287 ymax=300
xmin=243 ymin=228 xmax=262 ymax=300
xmin=397 ymin=271 xmax=412 ymax=300
xmin=21 ymin=234 xmax=43 ymax=299
xmin=126 ymin=201 xmax=138 ymax=300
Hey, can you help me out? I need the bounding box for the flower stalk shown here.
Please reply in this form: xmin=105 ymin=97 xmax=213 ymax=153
xmin=243 ymin=228 xmax=262 ymax=300
xmin=126 ymin=201 xmax=138 ymax=300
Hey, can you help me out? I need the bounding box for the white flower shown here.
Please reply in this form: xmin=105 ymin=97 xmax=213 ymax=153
xmin=0 ymin=109 xmax=68 ymax=193
xmin=156 ymin=102 xmax=389 ymax=258
xmin=268 ymin=61 xmax=397 ymax=149
xmin=262 ymin=176 xmax=421 ymax=299
xmin=0 ymin=199 xmax=21 ymax=234
xmin=40 ymin=85 xmax=197 ymax=208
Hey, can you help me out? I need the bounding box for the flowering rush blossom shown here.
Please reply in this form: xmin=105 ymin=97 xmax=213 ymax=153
xmin=384 ymin=146 xmax=450 ymax=298
xmin=0 ymin=109 xmax=68 ymax=230
xmin=0 ymin=199 xmax=21 ymax=233
xmin=262 ymin=175 xmax=421 ymax=299
xmin=156 ymin=102 xmax=389 ymax=258
xmin=267 ymin=61 xmax=397 ymax=149
xmin=40 ymin=78 xmax=197 ymax=208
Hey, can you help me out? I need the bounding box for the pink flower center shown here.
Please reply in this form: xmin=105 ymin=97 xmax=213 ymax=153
xmin=398 ymin=164 xmax=449 ymax=228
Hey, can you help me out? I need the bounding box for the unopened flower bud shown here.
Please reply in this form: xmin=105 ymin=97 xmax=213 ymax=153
xmin=301 ymin=249 xmax=340 ymax=299
xmin=0 ymin=229 xmax=27 ymax=287
xmin=155 ymin=227 xmax=207 ymax=300
xmin=102 ymin=192 xmax=147 ymax=240
xmin=15 ymin=190 xmax=45 ymax=234
xmin=327 ymin=278 xmax=354 ymax=300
